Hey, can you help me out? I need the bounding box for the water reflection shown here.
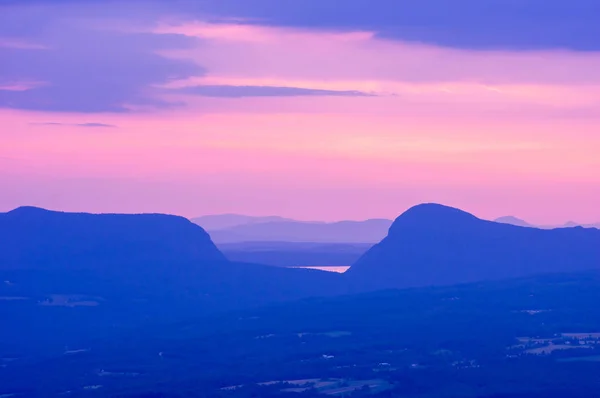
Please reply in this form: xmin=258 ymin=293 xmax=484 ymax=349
xmin=290 ymin=266 xmax=350 ymax=273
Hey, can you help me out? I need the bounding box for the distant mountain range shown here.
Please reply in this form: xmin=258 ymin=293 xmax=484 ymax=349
xmin=347 ymin=203 xmax=600 ymax=290
xmin=192 ymin=214 xmax=393 ymax=243
xmin=495 ymin=215 xmax=600 ymax=229
xmin=194 ymin=213 xmax=599 ymax=245
xmin=191 ymin=214 xmax=298 ymax=230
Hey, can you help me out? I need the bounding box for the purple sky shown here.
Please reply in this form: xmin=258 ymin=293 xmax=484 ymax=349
xmin=1 ymin=0 xmax=599 ymax=223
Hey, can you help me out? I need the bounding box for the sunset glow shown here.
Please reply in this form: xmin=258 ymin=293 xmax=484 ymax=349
xmin=1 ymin=1 xmax=599 ymax=224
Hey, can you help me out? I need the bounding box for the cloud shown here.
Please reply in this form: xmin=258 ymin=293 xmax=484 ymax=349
xmin=187 ymin=0 xmax=600 ymax=51
xmin=4 ymin=0 xmax=600 ymax=51
xmin=0 ymin=4 xmax=204 ymax=113
xmin=176 ymin=85 xmax=374 ymax=98
xmin=157 ymin=22 xmax=600 ymax=87
xmin=2 ymin=0 xmax=600 ymax=117
xmin=30 ymin=122 xmax=117 ymax=128
xmin=77 ymin=123 xmax=117 ymax=128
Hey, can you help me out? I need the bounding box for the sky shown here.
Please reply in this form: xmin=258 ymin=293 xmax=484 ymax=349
xmin=1 ymin=0 xmax=599 ymax=223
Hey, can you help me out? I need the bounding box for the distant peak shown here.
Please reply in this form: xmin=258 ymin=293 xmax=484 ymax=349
xmin=496 ymin=216 xmax=524 ymax=222
xmin=495 ymin=216 xmax=533 ymax=227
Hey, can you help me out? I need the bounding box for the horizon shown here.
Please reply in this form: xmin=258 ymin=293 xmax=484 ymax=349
xmin=2 ymin=202 xmax=598 ymax=227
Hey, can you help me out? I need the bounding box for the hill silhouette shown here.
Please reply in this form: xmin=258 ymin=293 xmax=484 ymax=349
xmin=0 ymin=207 xmax=343 ymax=300
xmin=1 ymin=206 xmax=227 ymax=271
xmin=0 ymin=207 xmax=344 ymax=354
xmin=347 ymin=203 xmax=600 ymax=289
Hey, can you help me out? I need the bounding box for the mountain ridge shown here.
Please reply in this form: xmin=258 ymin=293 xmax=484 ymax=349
xmin=495 ymin=214 xmax=600 ymax=229
xmin=191 ymin=214 xmax=300 ymax=230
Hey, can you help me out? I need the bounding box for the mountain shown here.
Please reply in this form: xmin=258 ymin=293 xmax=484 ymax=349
xmin=494 ymin=215 xmax=535 ymax=228
xmin=191 ymin=214 xmax=296 ymax=230
xmin=0 ymin=207 xmax=344 ymax=354
xmin=0 ymin=206 xmax=227 ymax=271
xmin=0 ymin=207 xmax=344 ymax=297
xmin=347 ymin=203 xmax=600 ymax=290
xmin=206 ymin=219 xmax=393 ymax=243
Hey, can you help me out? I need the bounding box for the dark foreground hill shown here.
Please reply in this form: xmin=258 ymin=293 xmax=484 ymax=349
xmin=347 ymin=203 xmax=600 ymax=290
xmin=0 ymin=207 xmax=344 ymax=354
xmin=0 ymin=207 xmax=342 ymax=299
xmin=4 ymin=271 xmax=600 ymax=397
xmin=0 ymin=206 xmax=227 ymax=270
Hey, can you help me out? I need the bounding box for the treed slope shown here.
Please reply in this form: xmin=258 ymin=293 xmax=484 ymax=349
xmin=347 ymin=203 xmax=600 ymax=289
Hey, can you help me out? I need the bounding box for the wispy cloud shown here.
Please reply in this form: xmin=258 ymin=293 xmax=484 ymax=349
xmin=0 ymin=80 xmax=47 ymax=91
xmin=30 ymin=122 xmax=117 ymax=128
xmin=176 ymin=85 xmax=374 ymax=98
xmin=0 ymin=37 xmax=49 ymax=50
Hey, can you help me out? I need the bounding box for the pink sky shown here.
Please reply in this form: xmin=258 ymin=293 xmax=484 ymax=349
xmin=1 ymin=15 xmax=599 ymax=224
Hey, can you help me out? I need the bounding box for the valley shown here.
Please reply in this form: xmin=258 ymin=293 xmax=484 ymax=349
xmin=1 ymin=204 xmax=599 ymax=397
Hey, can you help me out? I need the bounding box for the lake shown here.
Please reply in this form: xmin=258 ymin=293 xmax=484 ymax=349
xmin=289 ymin=266 xmax=350 ymax=273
